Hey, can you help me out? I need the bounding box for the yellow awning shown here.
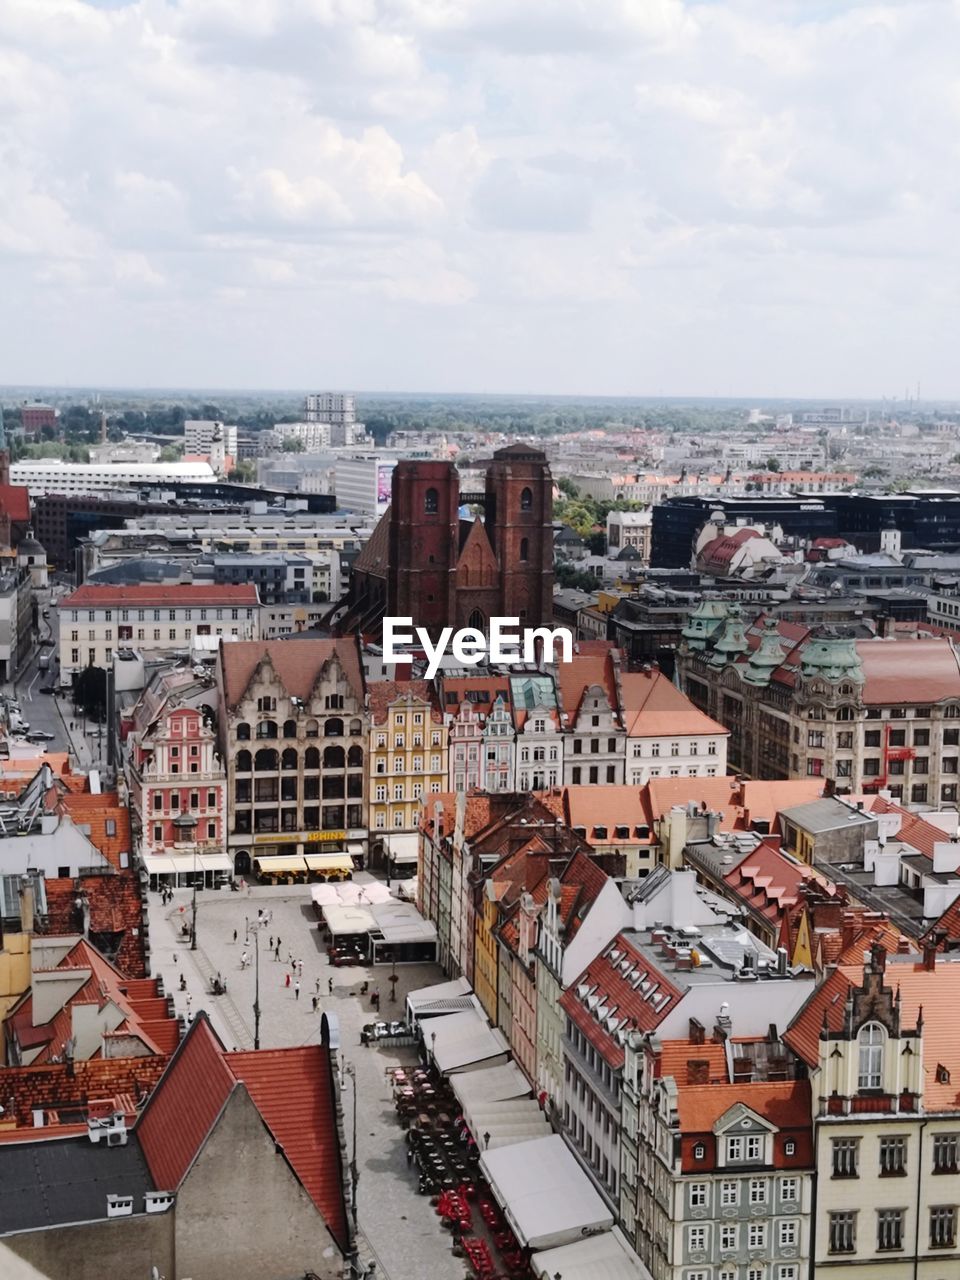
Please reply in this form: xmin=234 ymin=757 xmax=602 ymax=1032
xmin=304 ymin=855 xmax=353 ymax=873
xmin=253 ymin=856 xmax=308 ymax=875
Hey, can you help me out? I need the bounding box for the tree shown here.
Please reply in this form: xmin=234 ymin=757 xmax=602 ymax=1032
xmin=159 ymin=444 xmax=182 ymax=462
xmin=281 ymin=438 xmax=305 ymax=453
xmin=228 ymin=461 xmax=256 ymax=483
xmin=765 ymin=457 xmax=781 ymax=472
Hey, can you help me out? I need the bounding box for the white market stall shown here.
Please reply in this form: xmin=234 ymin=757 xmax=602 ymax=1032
xmin=531 ymin=1229 xmax=653 ymax=1280
xmin=424 ymin=1008 xmax=511 ymax=1075
xmin=406 ymin=977 xmax=478 ymax=1026
xmin=449 ymin=1062 xmax=532 ymax=1110
xmin=479 ymin=1134 xmax=613 ymax=1250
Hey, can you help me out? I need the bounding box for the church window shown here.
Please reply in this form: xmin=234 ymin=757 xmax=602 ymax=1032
xmin=468 ymin=609 xmax=486 ymax=632
xmin=520 ymin=537 xmax=529 ymax=561
xmin=520 ymin=487 xmax=533 ymax=511
xmin=425 ymin=487 xmax=438 ymax=514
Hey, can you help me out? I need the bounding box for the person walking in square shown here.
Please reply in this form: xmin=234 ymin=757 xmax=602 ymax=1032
xmin=315 ymin=976 xmax=321 ymax=995
xmin=285 ymin=971 xmax=291 ymax=988
xmin=294 ymin=979 xmax=301 ymax=1001
xmin=274 ymin=943 xmax=280 ymax=961
xmin=312 ymin=994 xmax=319 ymax=1013
xmin=269 ymin=936 xmax=273 ymax=950
xmin=328 ymin=977 xmax=334 ymax=994
xmin=233 ymin=929 xmax=238 ymax=944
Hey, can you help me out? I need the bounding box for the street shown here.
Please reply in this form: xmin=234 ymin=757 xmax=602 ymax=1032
xmin=146 ymin=878 xmax=463 ymax=1280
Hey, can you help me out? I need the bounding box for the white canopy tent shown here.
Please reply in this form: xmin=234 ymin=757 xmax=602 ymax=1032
xmin=531 ymin=1229 xmax=653 ymax=1280
xmin=383 ymin=832 xmax=419 ymax=864
xmin=320 ymin=903 xmax=377 ymax=938
xmin=480 ymin=1134 xmax=614 ymax=1250
xmin=449 ymin=1062 xmax=531 ymax=1110
xmin=457 ymin=1098 xmax=550 ymax=1150
xmin=311 ymin=881 xmax=393 ymax=909
xmin=424 ymin=1009 xmax=511 ymax=1075
xmin=406 ymin=977 xmax=478 ymax=1026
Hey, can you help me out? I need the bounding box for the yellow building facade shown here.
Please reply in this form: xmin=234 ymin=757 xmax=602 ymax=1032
xmin=368 ymin=682 xmax=447 ymax=873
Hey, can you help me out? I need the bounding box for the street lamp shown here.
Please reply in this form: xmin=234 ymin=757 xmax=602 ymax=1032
xmin=252 ymin=924 xmax=261 ymax=1051
xmin=173 ymin=814 xmax=199 ymax=950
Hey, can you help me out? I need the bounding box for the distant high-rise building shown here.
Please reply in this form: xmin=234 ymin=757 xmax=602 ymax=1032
xmin=303 ymin=392 xmax=365 ymax=446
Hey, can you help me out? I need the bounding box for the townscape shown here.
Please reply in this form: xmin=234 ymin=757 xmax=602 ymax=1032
xmin=0 ymin=389 xmax=959 ymax=1280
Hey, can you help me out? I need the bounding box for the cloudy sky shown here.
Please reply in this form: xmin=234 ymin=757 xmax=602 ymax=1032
xmin=1 ymin=0 xmax=956 ymax=397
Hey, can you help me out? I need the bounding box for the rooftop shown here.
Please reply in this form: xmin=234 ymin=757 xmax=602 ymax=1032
xmin=63 ymin=582 xmax=258 ymax=607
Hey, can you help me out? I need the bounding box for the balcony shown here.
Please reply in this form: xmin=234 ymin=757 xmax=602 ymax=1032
xmin=822 ymin=1091 xmax=919 ymax=1116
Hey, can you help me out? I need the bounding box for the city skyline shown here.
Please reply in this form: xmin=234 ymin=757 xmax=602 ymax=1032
xmin=2 ymin=0 xmax=956 ymax=397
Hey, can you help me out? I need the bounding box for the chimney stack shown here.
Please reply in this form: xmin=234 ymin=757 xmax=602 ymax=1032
xmin=922 ymin=941 xmax=938 ymax=972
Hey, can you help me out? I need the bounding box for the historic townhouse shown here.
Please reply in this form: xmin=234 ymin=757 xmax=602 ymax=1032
xmin=496 ymin=889 xmax=543 ymax=1084
xmin=59 ymin=582 xmax=259 ymax=678
xmin=785 ymin=943 xmax=960 ymax=1280
xmin=442 ymin=677 xmax=511 ymax=792
xmin=510 ymin=671 xmax=563 ymax=791
xmin=482 ymin=694 xmax=514 ymax=791
xmin=624 ymin=1021 xmax=813 ymax=1280
xmin=678 ymin=603 xmax=960 ymax=800
xmin=367 ymin=680 xmax=445 ymax=876
xmin=620 ymin=667 xmax=728 ymax=785
xmin=554 ymin=642 xmax=627 ymax=786
xmin=123 ymin=666 xmax=228 ymax=886
xmin=216 ymin=637 xmax=367 ymax=876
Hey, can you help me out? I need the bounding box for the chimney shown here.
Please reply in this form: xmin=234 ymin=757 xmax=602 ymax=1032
xmin=823 ymin=777 xmax=836 ymax=799
xmin=870 ymin=941 xmax=887 ymax=975
xmin=689 ymin=1017 xmax=705 ymax=1046
xmin=840 ymin=913 xmax=856 ymax=954
xmin=18 ymin=877 xmax=34 ymax=935
xmin=775 ymin=946 xmax=788 ymax=977
xmin=687 ymin=1059 xmax=710 ymax=1085
xmin=922 ymin=940 xmax=938 ymax=972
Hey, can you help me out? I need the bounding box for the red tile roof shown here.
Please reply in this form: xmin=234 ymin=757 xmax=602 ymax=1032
xmin=785 ymin=958 xmax=960 ymax=1108
xmin=58 ymin=792 xmax=132 ymax=870
xmin=368 ymin=679 xmax=441 ymax=725
xmin=441 ymin=677 xmax=511 ymax=718
xmin=227 ymin=1047 xmax=349 ymax=1249
xmin=856 ymin=636 xmax=960 ymax=704
xmin=44 ymin=871 xmax=147 ymax=978
xmin=0 ymin=1055 xmax=168 ymax=1129
xmin=0 ymin=484 xmax=31 ymax=524
xmin=643 ymin=775 xmax=825 ymax=834
xmin=63 ymin=583 xmax=258 ymax=607
xmin=555 ymin=645 xmax=619 ymax=721
xmin=620 ymin=669 xmax=727 ymax=739
xmin=859 ymin=794 xmax=946 ymax=859
xmin=657 ymin=1039 xmax=729 ymax=1085
xmin=676 ymin=1080 xmax=811 ymax=1135
xmin=220 ymin=636 xmax=365 ymax=709
xmin=561 ymin=933 xmax=682 ymax=1069
xmin=724 ymin=844 xmax=822 ymax=928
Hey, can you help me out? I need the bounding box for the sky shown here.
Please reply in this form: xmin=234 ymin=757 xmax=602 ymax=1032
xmin=1 ymin=0 xmax=957 ymax=399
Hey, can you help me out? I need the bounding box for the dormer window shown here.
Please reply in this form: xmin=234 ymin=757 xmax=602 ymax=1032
xmin=858 ymin=1023 xmax=884 ymax=1090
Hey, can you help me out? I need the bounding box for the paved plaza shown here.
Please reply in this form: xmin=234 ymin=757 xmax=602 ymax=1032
xmin=147 ymin=876 xmax=463 ymax=1280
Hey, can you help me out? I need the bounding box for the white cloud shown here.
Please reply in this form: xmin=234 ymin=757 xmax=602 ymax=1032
xmin=0 ymin=0 xmax=957 ymax=395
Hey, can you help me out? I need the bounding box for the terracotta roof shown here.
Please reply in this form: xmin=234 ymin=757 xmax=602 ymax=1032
xmin=220 ymin=636 xmax=364 ymax=709
xmin=441 ymin=677 xmax=511 ymax=716
xmin=0 ymin=1055 xmax=168 ymax=1130
xmin=58 ymin=793 xmax=131 ymax=870
xmin=555 ymin=645 xmax=619 ymax=721
xmin=351 ymin=509 xmax=389 ymax=578
xmin=368 ymin=679 xmax=441 ymax=725
xmin=561 ymin=786 xmax=649 ymax=844
xmin=724 ymin=844 xmax=821 ymax=928
xmin=561 ymin=932 xmax=682 ymax=1068
xmin=657 ymin=1039 xmax=729 ymax=1085
xmin=859 ymin=794 xmax=946 ymax=859
xmin=44 ymin=870 xmax=147 ymax=978
xmin=227 ymin=1047 xmax=349 ymax=1250
xmin=643 ymin=776 xmax=825 ymax=833
xmin=924 ymin=896 xmax=960 ymax=949
xmin=785 ymin=959 xmax=960 ymax=1108
xmin=63 ymin=583 xmax=258 ymax=607
xmin=7 ymin=939 xmax=179 ymax=1064
xmin=856 ymin=636 xmax=960 ymax=705
xmin=619 ymin=669 xmax=727 ymax=740
xmin=697 ymin=528 xmax=761 ymax=572
xmin=676 ymin=1080 xmax=811 ymax=1134
xmin=136 ymin=1015 xmax=235 ymax=1190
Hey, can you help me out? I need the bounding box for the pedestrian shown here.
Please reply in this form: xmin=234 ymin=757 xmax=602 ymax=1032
xmin=233 ymin=929 xmax=238 ymax=944
xmin=328 ymin=977 xmax=333 ymax=994
xmin=297 ymin=959 xmax=303 ymax=977
xmin=287 ymin=950 xmax=293 ymax=966
xmin=312 ymin=994 xmax=318 ymax=1013
xmin=274 ymin=944 xmax=280 ymax=961
xmin=294 ymin=979 xmax=301 ymax=1001
xmin=315 ymin=976 xmax=321 ymax=995
xmin=285 ymin=972 xmax=291 ymax=988
xmin=276 ymin=936 xmax=281 ymax=951
xmin=240 ymin=951 xmax=249 ymax=969
xmin=185 ymin=993 xmax=192 ymax=1011
xmin=269 ymin=936 xmax=273 ymax=950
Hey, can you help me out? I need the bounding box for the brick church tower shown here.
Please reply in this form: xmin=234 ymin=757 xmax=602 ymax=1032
xmin=483 ymin=444 xmax=554 ymax=626
xmin=387 ymin=461 xmax=461 ymax=636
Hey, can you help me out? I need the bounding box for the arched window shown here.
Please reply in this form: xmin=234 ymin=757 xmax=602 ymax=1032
xmin=235 ymin=749 xmax=252 ymax=773
xmin=256 ymin=720 xmax=278 ymax=739
xmin=254 ymin=748 xmax=278 ymax=772
xmin=348 ymin=745 xmax=364 ymax=768
xmin=836 ymin=706 xmax=855 ymax=722
xmin=520 ymin=486 xmax=532 ymax=511
xmin=283 ymin=719 xmax=298 ymax=738
xmin=468 ymin=609 xmax=486 ymax=633
xmin=236 ymin=722 xmax=251 ymax=741
xmin=323 ymin=745 xmax=345 ymax=769
xmin=324 ymin=717 xmax=344 ymax=737
xmin=281 ymin=747 xmax=298 ymax=771
xmin=304 ymin=746 xmax=320 ymax=770
xmin=519 ymin=537 xmax=529 ymax=562
xmin=858 ymin=1023 xmax=884 ymax=1090
xmin=350 ymin=718 xmax=363 ymax=736
xmin=305 ymin=719 xmax=319 ymax=738
xmin=425 ymin=487 xmax=438 ymax=514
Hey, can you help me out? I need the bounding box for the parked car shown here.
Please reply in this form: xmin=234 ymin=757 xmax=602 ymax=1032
xmin=40 ymin=686 xmax=56 ymax=695
xmin=26 ymin=731 xmax=56 ymax=743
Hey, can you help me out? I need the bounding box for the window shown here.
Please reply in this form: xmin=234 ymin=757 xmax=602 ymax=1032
xmin=877 ymin=1208 xmax=904 ymax=1251
xmin=829 ymin=1211 xmax=856 ymax=1253
xmin=726 ymin=1134 xmax=762 ymax=1163
xmin=914 ymin=728 xmax=930 ymax=746
xmin=749 ymin=1178 xmax=767 ymax=1204
xmin=747 ymin=1270 xmax=764 ymax=1280
xmin=777 ymin=1268 xmax=798 ymax=1280
xmin=933 ymin=1134 xmax=959 ymax=1174
xmin=719 ymin=1224 xmax=738 ymax=1251
xmin=911 ymin=784 xmax=928 ymax=803
xmin=778 ymin=1220 xmax=798 ymax=1248
xmin=747 ymin=1223 xmax=766 ymax=1249
xmin=424 ymin=487 xmax=438 ymax=513
xmin=864 ymin=729 xmax=881 ymax=747
xmin=806 ymin=758 xmax=823 ymax=777
xmin=687 ymin=1226 xmax=707 ymax=1252
xmin=693 ymin=1143 xmax=705 ymax=1160
xmin=879 ymin=1136 xmax=907 ymax=1176
xmin=832 ymin=1137 xmax=860 ymax=1178
xmin=153 ymin=824 xmax=162 ymax=842
xmin=690 ymin=1184 xmax=707 ymax=1207
xmin=930 ymin=1205 xmax=957 ymax=1249
xmin=858 ymin=1023 xmax=884 ymax=1089
xmin=520 ymin=486 xmax=532 ymax=511
xmin=519 ymin=537 xmax=529 ymax=561
xmin=780 ymin=1176 xmax=798 ymax=1201
xmin=720 ymin=1180 xmax=739 ymax=1207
